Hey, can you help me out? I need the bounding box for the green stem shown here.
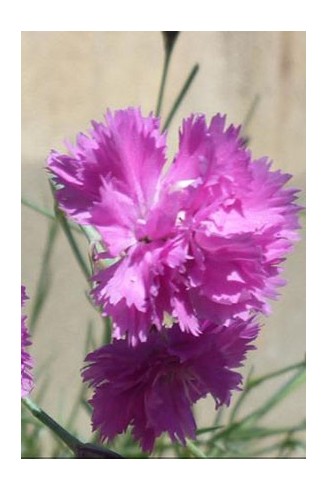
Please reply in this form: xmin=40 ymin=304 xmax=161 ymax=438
xmin=242 ymin=94 xmax=260 ymax=131
xmin=196 ymin=424 xmax=223 ymax=436
xmin=30 ymin=220 xmax=59 ymax=331
xmin=55 ymin=206 xmax=90 ymax=281
xmin=22 ymin=197 xmax=55 ymax=220
xmin=229 ymin=360 xmax=305 ymax=423
xmin=22 ymin=197 xmax=82 ymax=233
xmin=156 ymin=49 xmax=172 ymax=117
xmin=209 ymin=363 xmax=305 ymax=446
xmin=22 ymin=397 xmax=80 ymax=453
xmin=185 ymin=439 xmax=207 ymax=458
xmin=229 ymin=366 xmax=254 ymax=423
xmin=205 ymin=416 xmax=303 ymax=446
xmin=227 ymin=420 xmax=305 ymax=441
xmin=22 ymin=398 xmax=124 ymax=458
xmin=257 ymin=437 xmax=305 ymax=458
xmin=247 ymin=359 xmax=305 ymax=390
xmin=241 ymin=366 xmax=305 ymax=427
xmin=162 ymin=64 xmax=199 ymax=131
xmin=102 ymin=315 xmax=112 ymax=345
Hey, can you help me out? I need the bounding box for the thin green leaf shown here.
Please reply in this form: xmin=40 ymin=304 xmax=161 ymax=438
xmin=229 ymin=360 xmax=305 ymax=423
xmin=246 ymin=359 xmax=306 ymax=390
xmin=172 ymin=442 xmax=184 ymax=458
xmin=229 ymin=365 xmax=255 ymax=423
xmin=196 ymin=424 xmax=224 ymax=436
xmin=207 ymin=440 xmax=228 ymax=458
xmin=102 ymin=316 xmax=112 ymax=345
xmin=22 ymin=197 xmax=55 ymax=220
xmin=212 ymin=404 xmax=226 ymax=427
xmin=55 ymin=206 xmax=91 ymax=281
xmin=85 ymin=320 xmax=97 ymax=354
xmin=23 ymin=399 xmax=123 ymax=459
xmin=241 ymin=366 xmax=305 ymax=427
xmin=248 ymin=439 xmax=305 ymax=458
xmin=48 ymin=179 xmax=91 ymax=281
xmin=156 ymin=47 xmax=173 ymax=117
xmin=208 ymin=363 xmax=305 ymax=445
xmin=155 ymin=33 xmax=180 ymax=116
xmin=227 ymin=420 xmax=305 ymax=441
xmin=82 ymin=398 xmax=92 ymax=416
xmin=278 ymin=438 xmax=306 ymax=457
xmin=22 ymin=197 xmax=82 ymax=233
xmin=185 ymin=439 xmax=207 ymax=458
xmin=29 ymin=220 xmax=59 ymax=331
xmin=162 ymin=64 xmax=200 ymax=131
xmin=232 ymin=441 xmax=285 ymax=458
xmin=22 ymin=397 xmax=80 ymax=454
xmin=242 ymin=94 xmax=260 ymax=132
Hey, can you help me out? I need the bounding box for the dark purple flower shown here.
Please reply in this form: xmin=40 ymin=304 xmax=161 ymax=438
xmin=21 ymin=286 xmax=33 ymax=397
xmin=48 ymin=108 xmax=301 ymax=345
xmin=82 ymin=318 xmax=259 ymax=452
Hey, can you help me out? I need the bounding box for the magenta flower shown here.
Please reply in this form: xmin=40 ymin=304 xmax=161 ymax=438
xmin=48 ymin=108 xmax=300 ymax=345
xmin=82 ymin=318 xmax=259 ymax=452
xmin=21 ymin=286 xmax=33 ymax=397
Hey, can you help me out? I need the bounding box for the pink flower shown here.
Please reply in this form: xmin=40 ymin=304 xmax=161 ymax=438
xmin=48 ymin=108 xmax=301 ymax=345
xmin=82 ymin=318 xmax=259 ymax=453
xmin=21 ymin=286 xmax=33 ymax=397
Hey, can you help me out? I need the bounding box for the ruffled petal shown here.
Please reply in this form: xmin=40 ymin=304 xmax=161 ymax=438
xmin=21 ymin=286 xmax=33 ymax=397
xmin=48 ymin=108 xmax=166 ymax=228
xmin=82 ymin=319 xmax=259 ymax=453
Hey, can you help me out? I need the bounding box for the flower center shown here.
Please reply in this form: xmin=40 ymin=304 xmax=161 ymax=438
xmin=139 ymin=236 xmax=151 ymax=244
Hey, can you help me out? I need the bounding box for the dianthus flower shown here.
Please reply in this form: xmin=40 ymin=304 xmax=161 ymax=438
xmin=48 ymin=108 xmax=300 ymax=345
xmin=82 ymin=318 xmax=259 ymax=452
xmin=21 ymin=286 xmax=33 ymax=397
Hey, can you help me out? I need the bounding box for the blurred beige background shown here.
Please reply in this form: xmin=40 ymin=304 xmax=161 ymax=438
xmin=21 ymin=32 xmax=305 ymax=456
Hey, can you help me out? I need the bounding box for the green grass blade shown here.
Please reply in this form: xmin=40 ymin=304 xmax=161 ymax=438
xmin=229 ymin=366 xmax=255 ymax=423
xmin=22 ymin=197 xmax=55 ymax=220
xmin=55 ymin=205 xmax=91 ymax=281
xmin=84 ymin=319 xmax=97 ymax=354
xmin=29 ymin=220 xmax=59 ymax=332
xmin=196 ymin=424 xmax=224 ymax=436
xmin=227 ymin=420 xmax=305 ymax=441
xmin=229 ymin=360 xmax=305 ymax=424
xmin=240 ymin=365 xmax=306 ymax=427
xmin=102 ymin=316 xmax=112 ymax=345
xmin=156 ymin=50 xmax=172 ymax=117
xmin=155 ymin=32 xmax=179 ymax=117
xmin=22 ymin=197 xmax=82 ymax=233
xmin=22 ymin=397 xmax=80 ymax=454
xmin=247 ymin=359 xmax=306 ymax=390
xmin=242 ymin=94 xmax=260 ymax=131
xmin=208 ymin=362 xmax=305 ymax=446
xmin=185 ymin=439 xmax=207 ymax=458
xmin=163 ymin=64 xmax=200 ymax=131
xmin=82 ymin=398 xmax=92 ymax=416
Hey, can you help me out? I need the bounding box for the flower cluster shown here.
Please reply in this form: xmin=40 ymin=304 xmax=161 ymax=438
xmin=82 ymin=319 xmax=259 ymax=452
xmin=21 ymin=286 xmax=33 ymax=397
xmin=48 ymin=108 xmax=300 ymax=451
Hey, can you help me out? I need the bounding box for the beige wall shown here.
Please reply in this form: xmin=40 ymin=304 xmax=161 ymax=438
xmin=22 ymin=32 xmax=305 ymax=455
